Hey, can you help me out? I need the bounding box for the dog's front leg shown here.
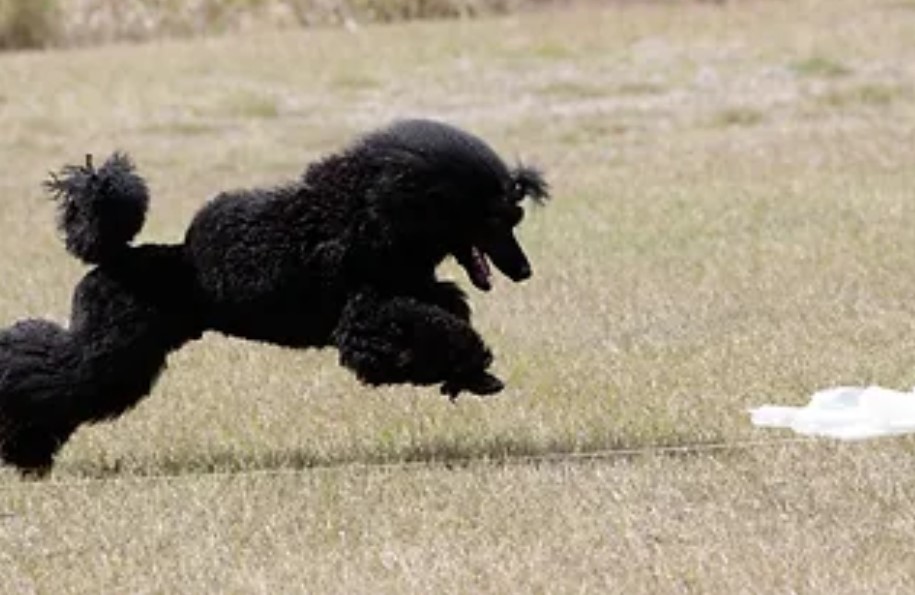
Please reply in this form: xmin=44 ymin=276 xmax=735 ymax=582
xmin=333 ymin=291 xmax=503 ymax=399
xmin=409 ymin=280 xmax=471 ymax=321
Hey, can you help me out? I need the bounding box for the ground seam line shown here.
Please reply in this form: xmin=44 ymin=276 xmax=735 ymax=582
xmin=0 ymin=436 xmax=819 ymax=489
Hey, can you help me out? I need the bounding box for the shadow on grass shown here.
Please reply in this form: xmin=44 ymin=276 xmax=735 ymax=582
xmin=55 ymin=431 xmax=731 ymax=481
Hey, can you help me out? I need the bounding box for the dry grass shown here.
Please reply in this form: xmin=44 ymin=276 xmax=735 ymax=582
xmin=1 ymin=0 xmax=537 ymax=49
xmin=3 ymin=0 xmax=915 ymax=591
xmin=5 ymin=444 xmax=915 ymax=593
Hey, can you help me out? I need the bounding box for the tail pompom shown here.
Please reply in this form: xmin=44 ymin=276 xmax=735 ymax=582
xmin=45 ymin=153 xmax=149 ymax=264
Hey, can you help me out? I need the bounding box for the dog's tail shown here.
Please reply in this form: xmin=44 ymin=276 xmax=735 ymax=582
xmin=44 ymin=153 xmax=149 ymax=265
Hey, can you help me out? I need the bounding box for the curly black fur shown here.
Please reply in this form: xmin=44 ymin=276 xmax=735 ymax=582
xmin=0 ymin=119 xmax=548 ymax=476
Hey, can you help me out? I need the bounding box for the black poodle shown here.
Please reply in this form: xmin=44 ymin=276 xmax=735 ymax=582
xmin=0 ymin=119 xmax=548 ymax=476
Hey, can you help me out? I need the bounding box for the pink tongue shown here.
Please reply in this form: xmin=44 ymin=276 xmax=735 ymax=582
xmin=470 ymin=247 xmax=492 ymax=290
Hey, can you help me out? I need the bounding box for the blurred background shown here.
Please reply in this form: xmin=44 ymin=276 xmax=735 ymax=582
xmin=3 ymin=0 xmax=571 ymax=49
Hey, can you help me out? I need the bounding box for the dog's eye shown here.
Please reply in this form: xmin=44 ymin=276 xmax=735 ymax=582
xmin=510 ymin=181 xmax=525 ymax=203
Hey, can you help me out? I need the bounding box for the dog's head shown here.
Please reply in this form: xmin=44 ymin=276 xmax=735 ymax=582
xmin=450 ymin=164 xmax=548 ymax=291
xmin=357 ymin=119 xmax=549 ymax=291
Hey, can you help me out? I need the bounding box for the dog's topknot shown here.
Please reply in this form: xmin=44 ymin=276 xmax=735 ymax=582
xmin=357 ymin=118 xmax=512 ymax=183
xmin=510 ymin=164 xmax=549 ymax=205
xmin=45 ymin=152 xmax=149 ymax=264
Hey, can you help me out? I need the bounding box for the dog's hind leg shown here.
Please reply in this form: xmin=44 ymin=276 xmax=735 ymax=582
xmin=333 ymin=290 xmax=503 ymax=399
xmin=0 ymin=247 xmax=201 ymax=476
xmin=0 ymin=319 xmax=82 ymax=476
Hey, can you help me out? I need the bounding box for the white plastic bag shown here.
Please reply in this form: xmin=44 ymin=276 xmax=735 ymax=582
xmin=750 ymin=385 xmax=915 ymax=440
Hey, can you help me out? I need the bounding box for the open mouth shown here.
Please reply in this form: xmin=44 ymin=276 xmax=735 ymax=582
xmin=454 ymin=233 xmax=531 ymax=292
xmin=463 ymin=246 xmax=492 ymax=291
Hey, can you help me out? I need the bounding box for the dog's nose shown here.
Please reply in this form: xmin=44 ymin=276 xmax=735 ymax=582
xmin=512 ymin=264 xmax=531 ymax=281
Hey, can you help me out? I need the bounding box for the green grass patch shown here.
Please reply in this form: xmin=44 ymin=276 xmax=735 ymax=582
xmin=329 ymin=72 xmax=382 ymax=92
xmin=553 ymin=114 xmax=632 ymax=145
xmin=791 ymin=56 xmax=852 ymax=78
xmin=214 ymin=91 xmax=281 ymax=119
xmin=710 ymin=106 xmax=766 ymax=127
xmin=529 ymin=40 xmax=577 ymax=60
xmin=536 ymin=80 xmax=608 ymax=100
xmin=143 ymin=121 xmax=224 ymax=136
xmin=616 ymin=81 xmax=667 ymax=96
xmin=817 ymin=83 xmax=910 ymax=108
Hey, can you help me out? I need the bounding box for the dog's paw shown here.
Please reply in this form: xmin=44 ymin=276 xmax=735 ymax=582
xmin=440 ymin=371 xmax=504 ymax=401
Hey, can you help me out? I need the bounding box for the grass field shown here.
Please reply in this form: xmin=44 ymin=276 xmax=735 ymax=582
xmin=4 ymin=0 xmax=915 ymax=591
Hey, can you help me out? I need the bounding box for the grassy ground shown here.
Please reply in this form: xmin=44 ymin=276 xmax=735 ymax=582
xmin=4 ymin=0 xmax=915 ymax=591
xmin=1 ymin=0 xmax=538 ymax=49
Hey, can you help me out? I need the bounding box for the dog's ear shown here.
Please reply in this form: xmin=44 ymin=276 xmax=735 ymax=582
xmin=510 ymin=165 xmax=549 ymax=205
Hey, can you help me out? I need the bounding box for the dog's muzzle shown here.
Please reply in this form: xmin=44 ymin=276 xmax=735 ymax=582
xmin=456 ymin=232 xmax=531 ymax=291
